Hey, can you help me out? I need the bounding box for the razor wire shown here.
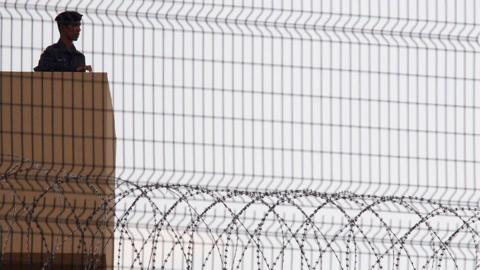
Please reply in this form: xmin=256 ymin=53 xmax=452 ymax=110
xmin=1 ymin=156 xmax=480 ymax=269
xmin=1 ymin=0 xmax=480 ymax=269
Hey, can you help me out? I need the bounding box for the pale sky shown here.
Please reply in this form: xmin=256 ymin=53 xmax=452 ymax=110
xmin=1 ymin=0 xmax=480 ymax=202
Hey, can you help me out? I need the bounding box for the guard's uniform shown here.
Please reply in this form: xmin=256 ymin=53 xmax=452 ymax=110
xmin=34 ymin=40 xmax=86 ymax=72
xmin=34 ymin=11 xmax=85 ymax=72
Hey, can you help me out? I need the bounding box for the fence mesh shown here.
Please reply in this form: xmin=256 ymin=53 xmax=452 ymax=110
xmin=1 ymin=0 xmax=480 ymax=269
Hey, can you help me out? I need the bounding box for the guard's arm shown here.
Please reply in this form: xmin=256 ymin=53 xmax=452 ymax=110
xmin=74 ymin=54 xmax=92 ymax=72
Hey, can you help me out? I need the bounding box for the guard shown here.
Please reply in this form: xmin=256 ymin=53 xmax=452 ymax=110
xmin=34 ymin=11 xmax=92 ymax=72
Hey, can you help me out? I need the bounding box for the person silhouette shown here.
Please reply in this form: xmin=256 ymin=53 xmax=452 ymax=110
xmin=34 ymin=11 xmax=92 ymax=72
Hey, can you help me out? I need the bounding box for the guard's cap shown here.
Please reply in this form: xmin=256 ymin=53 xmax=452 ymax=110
xmin=55 ymin=11 xmax=82 ymax=24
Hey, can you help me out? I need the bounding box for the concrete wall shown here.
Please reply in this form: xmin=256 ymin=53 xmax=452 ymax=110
xmin=0 ymin=72 xmax=115 ymax=269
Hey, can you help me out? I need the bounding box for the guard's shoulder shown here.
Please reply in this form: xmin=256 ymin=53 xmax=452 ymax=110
xmin=75 ymin=50 xmax=85 ymax=56
xmin=72 ymin=46 xmax=85 ymax=56
xmin=42 ymin=43 xmax=61 ymax=54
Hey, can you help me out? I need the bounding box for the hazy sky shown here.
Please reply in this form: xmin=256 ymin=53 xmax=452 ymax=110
xmin=1 ymin=0 xmax=480 ymax=201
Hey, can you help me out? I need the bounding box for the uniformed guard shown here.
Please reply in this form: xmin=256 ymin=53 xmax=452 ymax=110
xmin=34 ymin=11 xmax=92 ymax=72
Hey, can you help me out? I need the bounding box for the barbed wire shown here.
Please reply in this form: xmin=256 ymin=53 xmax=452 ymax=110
xmin=0 ymin=156 xmax=479 ymax=269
